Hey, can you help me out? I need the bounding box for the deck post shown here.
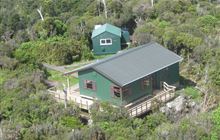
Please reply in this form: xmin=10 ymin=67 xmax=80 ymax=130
xmin=86 ymin=101 xmax=88 ymax=110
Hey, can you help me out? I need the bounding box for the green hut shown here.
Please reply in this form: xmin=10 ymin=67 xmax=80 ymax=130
xmin=91 ymin=23 xmax=130 ymax=55
xmin=65 ymin=42 xmax=182 ymax=106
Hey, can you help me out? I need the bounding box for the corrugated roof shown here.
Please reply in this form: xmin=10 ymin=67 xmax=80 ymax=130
xmin=65 ymin=42 xmax=183 ymax=87
xmin=91 ymin=23 xmax=121 ymax=38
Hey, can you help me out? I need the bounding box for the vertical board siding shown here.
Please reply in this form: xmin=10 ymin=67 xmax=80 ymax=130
xmin=122 ymin=78 xmax=153 ymax=105
xmin=92 ymin=32 xmax=121 ymax=55
xmin=154 ymin=62 xmax=180 ymax=89
xmin=121 ymin=30 xmax=130 ymax=44
xmin=78 ymin=63 xmax=180 ymax=106
xmin=78 ymin=69 xmax=122 ymax=105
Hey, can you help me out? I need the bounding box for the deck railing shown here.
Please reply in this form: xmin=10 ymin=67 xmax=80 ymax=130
xmin=48 ymin=82 xmax=176 ymax=117
xmin=47 ymin=87 xmax=93 ymax=110
xmin=127 ymin=82 xmax=176 ymax=117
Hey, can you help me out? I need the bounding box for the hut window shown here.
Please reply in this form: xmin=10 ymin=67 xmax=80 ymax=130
xmin=106 ymin=39 xmax=111 ymax=44
xmin=142 ymin=78 xmax=150 ymax=89
xmin=84 ymin=80 xmax=96 ymax=90
xmin=100 ymin=39 xmax=105 ymax=44
xmin=100 ymin=38 xmax=112 ymax=45
xmin=112 ymin=86 xmax=121 ymax=97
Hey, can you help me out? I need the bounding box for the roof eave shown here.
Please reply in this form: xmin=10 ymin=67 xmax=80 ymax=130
xmin=93 ymin=67 xmax=124 ymax=87
xmin=63 ymin=62 xmax=98 ymax=75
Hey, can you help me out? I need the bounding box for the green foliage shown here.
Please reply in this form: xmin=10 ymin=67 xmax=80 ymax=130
xmin=196 ymin=15 xmax=219 ymax=33
xmin=163 ymin=28 xmax=202 ymax=54
xmin=46 ymin=69 xmax=79 ymax=89
xmin=15 ymin=37 xmax=91 ymax=65
xmin=0 ymin=66 xmax=81 ymax=139
xmin=212 ymin=106 xmax=220 ymax=130
xmin=144 ymin=112 xmax=168 ymax=131
xmin=0 ymin=56 xmax=18 ymax=70
xmin=90 ymin=102 xmax=129 ymax=123
xmin=0 ymin=69 xmax=10 ymax=85
xmin=1 ymin=0 xmax=220 ymax=139
xmin=208 ymin=49 xmax=220 ymax=87
xmin=154 ymin=113 xmax=213 ymax=140
xmin=211 ymin=106 xmax=220 ymax=139
xmin=89 ymin=104 xmax=169 ymax=140
xmin=33 ymin=17 xmax=67 ymax=39
xmin=197 ymin=15 xmax=219 ymax=27
xmin=184 ymin=87 xmax=202 ymax=100
xmin=60 ymin=116 xmax=82 ymax=128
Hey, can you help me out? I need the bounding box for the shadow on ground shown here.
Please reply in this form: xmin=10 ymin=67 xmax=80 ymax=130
xmin=179 ymin=75 xmax=196 ymax=89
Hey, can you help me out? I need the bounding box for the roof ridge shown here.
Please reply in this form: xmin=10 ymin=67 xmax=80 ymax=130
xmin=92 ymin=23 xmax=121 ymax=38
xmin=92 ymin=42 xmax=155 ymax=68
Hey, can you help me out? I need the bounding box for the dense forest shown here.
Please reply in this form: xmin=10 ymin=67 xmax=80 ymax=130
xmin=0 ymin=0 xmax=220 ymax=139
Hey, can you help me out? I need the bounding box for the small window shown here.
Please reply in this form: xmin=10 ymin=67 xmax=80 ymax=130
xmin=112 ymin=86 xmax=121 ymax=97
xmin=86 ymin=80 xmax=93 ymax=89
xmin=100 ymin=38 xmax=112 ymax=45
xmin=106 ymin=39 xmax=111 ymax=44
xmin=142 ymin=77 xmax=150 ymax=89
xmin=84 ymin=80 xmax=96 ymax=90
xmin=101 ymin=39 xmax=105 ymax=44
xmin=143 ymin=79 xmax=150 ymax=86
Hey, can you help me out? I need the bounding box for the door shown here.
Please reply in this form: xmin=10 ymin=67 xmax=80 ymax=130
xmin=152 ymin=74 xmax=158 ymax=89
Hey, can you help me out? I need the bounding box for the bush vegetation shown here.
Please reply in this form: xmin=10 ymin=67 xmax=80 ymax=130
xmin=1 ymin=0 xmax=220 ymax=139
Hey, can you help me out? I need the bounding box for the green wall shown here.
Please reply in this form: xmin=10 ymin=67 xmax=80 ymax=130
xmin=92 ymin=32 xmax=121 ymax=55
xmin=78 ymin=63 xmax=179 ymax=106
xmin=154 ymin=63 xmax=180 ymax=89
xmin=78 ymin=69 xmax=122 ymax=105
xmin=121 ymin=30 xmax=130 ymax=44
xmin=78 ymin=69 xmax=153 ymax=106
xmin=122 ymin=78 xmax=152 ymax=105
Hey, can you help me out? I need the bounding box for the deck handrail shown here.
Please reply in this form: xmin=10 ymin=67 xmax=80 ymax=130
xmin=163 ymin=82 xmax=176 ymax=91
xmin=127 ymin=82 xmax=176 ymax=117
xmin=47 ymin=87 xmax=94 ymax=110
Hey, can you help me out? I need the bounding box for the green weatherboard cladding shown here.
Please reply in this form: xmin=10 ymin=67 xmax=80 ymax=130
xmin=78 ymin=69 xmax=122 ymax=105
xmin=78 ymin=63 xmax=179 ymax=106
xmin=121 ymin=30 xmax=130 ymax=44
xmin=154 ymin=63 xmax=179 ymax=88
xmin=92 ymin=32 xmax=121 ymax=55
xmin=66 ymin=42 xmax=182 ymax=106
xmin=122 ymin=78 xmax=152 ymax=105
xmin=91 ymin=23 xmax=130 ymax=55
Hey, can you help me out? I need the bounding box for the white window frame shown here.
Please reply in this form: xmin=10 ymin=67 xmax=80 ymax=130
xmin=100 ymin=38 xmax=112 ymax=45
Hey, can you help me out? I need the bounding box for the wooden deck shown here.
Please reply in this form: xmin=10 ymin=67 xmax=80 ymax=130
xmin=48 ymin=84 xmax=94 ymax=110
xmin=48 ymin=82 xmax=176 ymax=117
xmin=125 ymin=82 xmax=176 ymax=117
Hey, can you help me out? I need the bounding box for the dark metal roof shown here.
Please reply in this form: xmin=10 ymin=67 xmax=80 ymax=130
xmin=65 ymin=42 xmax=183 ymax=87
